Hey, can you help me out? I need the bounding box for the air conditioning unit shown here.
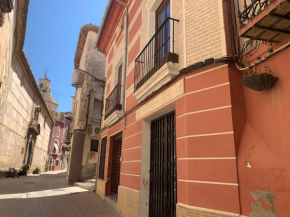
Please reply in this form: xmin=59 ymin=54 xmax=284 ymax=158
xmin=89 ymin=126 xmax=99 ymax=136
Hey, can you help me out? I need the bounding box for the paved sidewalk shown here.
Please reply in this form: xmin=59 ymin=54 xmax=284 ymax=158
xmin=0 ymin=171 xmax=119 ymax=217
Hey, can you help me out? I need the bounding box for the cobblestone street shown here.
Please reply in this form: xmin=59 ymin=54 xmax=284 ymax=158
xmin=0 ymin=171 xmax=119 ymax=217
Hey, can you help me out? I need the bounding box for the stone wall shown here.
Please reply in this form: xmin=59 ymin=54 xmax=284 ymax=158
xmin=68 ymin=26 xmax=105 ymax=183
xmin=0 ymin=1 xmax=28 ymax=171
xmin=0 ymin=0 xmax=52 ymax=173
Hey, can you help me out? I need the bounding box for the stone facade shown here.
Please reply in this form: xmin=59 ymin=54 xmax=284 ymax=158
xmin=0 ymin=0 xmax=53 ymax=174
xmin=67 ymin=25 xmax=105 ymax=183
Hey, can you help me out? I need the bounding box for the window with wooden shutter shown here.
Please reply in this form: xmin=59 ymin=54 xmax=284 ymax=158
xmin=98 ymin=137 xmax=107 ymax=179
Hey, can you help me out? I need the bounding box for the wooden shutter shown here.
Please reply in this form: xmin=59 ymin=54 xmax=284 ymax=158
xmin=98 ymin=137 xmax=107 ymax=179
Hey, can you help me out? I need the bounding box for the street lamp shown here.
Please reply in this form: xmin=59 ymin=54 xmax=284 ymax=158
xmin=72 ymin=69 xmax=105 ymax=88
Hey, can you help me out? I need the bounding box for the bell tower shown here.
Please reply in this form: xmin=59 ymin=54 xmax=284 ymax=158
xmin=38 ymin=69 xmax=58 ymax=112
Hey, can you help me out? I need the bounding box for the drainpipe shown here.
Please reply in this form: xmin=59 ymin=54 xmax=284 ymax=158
xmin=116 ymin=0 xmax=128 ymax=129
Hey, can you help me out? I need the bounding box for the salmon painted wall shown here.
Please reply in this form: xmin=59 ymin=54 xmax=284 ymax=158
xmin=99 ymin=0 xmax=143 ymax=191
xmin=175 ymin=65 xmax=240 ymax=214
xmin=101 ymin=113 xmax=142 ymax=192
xmin=237 ymin=47 xmax=290 ymax=217
xmin=100 ymin=64 xmax=243 ymax=214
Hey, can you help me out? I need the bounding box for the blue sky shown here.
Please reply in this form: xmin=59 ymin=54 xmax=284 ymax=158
xmin=24 ymin=0 xmax=107 ymax=112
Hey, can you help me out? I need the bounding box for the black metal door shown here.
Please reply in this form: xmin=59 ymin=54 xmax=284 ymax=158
xmin=149 ymin=112 xmax=177 ymax=217
xmin=110 ymin=133 xmax=122 ymax=197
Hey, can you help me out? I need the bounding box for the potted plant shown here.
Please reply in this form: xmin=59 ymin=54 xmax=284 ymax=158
xmin=33 ymin=167 xmax=40 ymax=174
xmin=19 ymin=164 xmax=29 ymax=176
xmin=241 ymin=65 xmax=278 ymax=91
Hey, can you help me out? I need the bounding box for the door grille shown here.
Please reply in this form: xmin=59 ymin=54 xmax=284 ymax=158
xmin=110 ymin=133 xmax=122 ymax=196
xmin=99 ymin=137 xmax=107 ymax=179
xmin=149 ymin=112 xmax=177 ymax=217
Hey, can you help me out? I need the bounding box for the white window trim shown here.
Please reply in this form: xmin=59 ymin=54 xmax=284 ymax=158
xmin=54 ymin=139 xmax=59 ymax=154
xmin=56 ymin=126 xmax=60 ymax=137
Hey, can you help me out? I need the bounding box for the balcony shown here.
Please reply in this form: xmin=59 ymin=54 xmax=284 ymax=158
xmin=63 ymin=129 xmax=72 ymax=145
xmin=238 ymin=0 xmax=290 ymax=42
xmin=104 ymin=84 xmax=123 ymax=125
xmin=28 ymin=120 xmax=40 ymax=136
xmin=134 ymin=18 xmax=179 ymax=101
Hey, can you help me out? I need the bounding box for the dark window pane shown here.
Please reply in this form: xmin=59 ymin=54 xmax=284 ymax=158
xmin=90 ymin=139 xmax=99 ymax=152
xmin=98 ymin=137 xmax=107 ymax=179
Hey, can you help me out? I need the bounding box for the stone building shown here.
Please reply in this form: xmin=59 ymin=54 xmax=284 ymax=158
xmin=95 ymin=0 xmax=290 ymax=217
xmin=38 ymin=75 xmax=72 ymax=171
xmin=67 ymin=24 xmax=105 ymax=184
xmin=0 ymin=0 xmax=53 ymax=174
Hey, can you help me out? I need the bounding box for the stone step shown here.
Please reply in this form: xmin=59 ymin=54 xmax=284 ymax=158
xmin=104 ymin=195 xmax=117 ymax=211
xmin=74 ymin=182 xmax=95 ymax=192
xmin=85 ymin=179 xmax=95 ymax=184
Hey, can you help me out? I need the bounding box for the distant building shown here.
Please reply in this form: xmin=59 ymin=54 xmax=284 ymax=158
xmin=48 ymin=112 xmax=72 ymax=171
xmin=38 ymin=75 xmax=72 ymax=171
xmin=67 ymin=24 xmax=105 ymax=183
xmin=0 ymin=0 xmax=53 ymax=174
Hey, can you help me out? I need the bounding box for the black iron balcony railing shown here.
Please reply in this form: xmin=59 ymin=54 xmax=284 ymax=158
xmin=237 ymin=0 xmax=290 ymax=42
xmin=134 ymin=17 xmax=179 ymax=91
xmin=105 ymin=84 xmax=122 ymax=119
xmin=238 ymin=0 xmax=276 ymax=27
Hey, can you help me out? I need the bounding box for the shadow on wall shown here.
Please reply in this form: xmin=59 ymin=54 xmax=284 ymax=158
xmin=81 ymin=151 xmax=97 ymax=180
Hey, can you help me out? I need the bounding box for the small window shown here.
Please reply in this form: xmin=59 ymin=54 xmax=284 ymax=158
xmin=90 ymin=139 xmax=99 ymax=152
xmin=56 ymin=126 xmax=60 ymax=137
xmin=53 ymin=140 xmax=59 ymax=154
xmin=156 ymin=0 xmax=171 ymax=63
xmin=99 ymin=137 xmax=107 ymax=179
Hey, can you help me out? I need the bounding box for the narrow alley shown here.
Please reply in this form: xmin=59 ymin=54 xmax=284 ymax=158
xmin=0 ymin=172 xmax=119 ymax=217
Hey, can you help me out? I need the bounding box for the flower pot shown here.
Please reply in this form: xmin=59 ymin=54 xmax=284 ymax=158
xmin=19 ymin=171 xmax=27 ymax=176
xmin=241 ymin=73 xmax=278 ymax=91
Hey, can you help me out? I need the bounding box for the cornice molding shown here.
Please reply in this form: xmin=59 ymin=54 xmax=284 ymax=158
xmin=74 ymin=24 xmax=99 ymax=69
xmin=14 ymin=0 xmax=54 ymax=124
xmin=97 ymin=0 xmax=128 ymax=53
